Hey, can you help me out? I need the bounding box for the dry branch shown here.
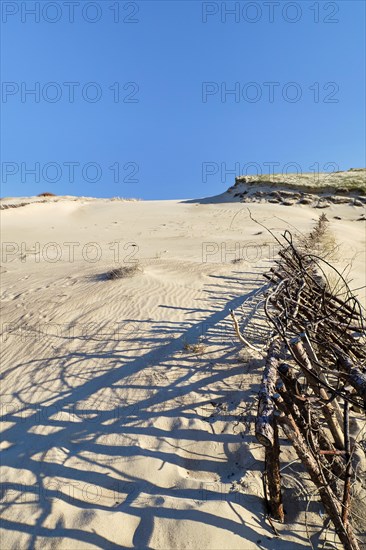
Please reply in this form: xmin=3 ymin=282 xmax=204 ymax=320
xmin=235 ymin=218 xmax=366 ymax=549
xmin=333 ymin=347 xmax=366 ymax=409
xmin=255 ymin=340 xmax=284 ymax=522
xmin=290 ymin=337 xmax=345 ymax=449
xmin=276 ymin=412 xmax=361 ymax=550
xmin=255 ymin=340 xmax=281 ymax=447
xmin=265 ymin=421 xmax=284 ymax=522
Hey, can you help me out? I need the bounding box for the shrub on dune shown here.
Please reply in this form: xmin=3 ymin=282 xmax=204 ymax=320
xmin=104 ymin=263 xmax=142 ymax=280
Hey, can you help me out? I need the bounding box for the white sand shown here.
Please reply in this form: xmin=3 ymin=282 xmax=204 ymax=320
xmin=1 ymin=195 xmax=365 ymax=549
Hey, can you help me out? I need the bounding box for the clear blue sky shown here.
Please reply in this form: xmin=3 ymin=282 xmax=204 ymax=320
xmin=1 ymin=0 xmax=365 ymax=200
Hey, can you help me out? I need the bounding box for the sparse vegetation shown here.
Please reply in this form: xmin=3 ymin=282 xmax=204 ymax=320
xmin=111 ymin=197 xmax=141 ymax=201
xmin=234 ymin=168 xmax=366 ymax=195
xmin=105 ymin=263 xmax=142 ymax=280
xmin=183 ymin=341 xmax=206 ymax=355
xmin=299 ymin=213 xmax=338 ymax=259
xmin=37 ymin=192 xmax=56 ymax=197
xmin=298 ymin=214 xmax=357 ymax=297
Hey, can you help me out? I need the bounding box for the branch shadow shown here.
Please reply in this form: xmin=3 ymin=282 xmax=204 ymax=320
xmin=1 ymin=273 xmax=311 ymax=549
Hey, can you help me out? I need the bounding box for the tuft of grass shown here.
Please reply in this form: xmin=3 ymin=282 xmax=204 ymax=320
xmin=183 ymin=342 xmax=207 ymax=355
xmin=37 ymin=192 xmax=56 ymax=197
xmin=105 ymin=263 xmax=142 ymax=280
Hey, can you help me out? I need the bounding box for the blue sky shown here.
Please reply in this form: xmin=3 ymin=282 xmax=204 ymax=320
xmin=1 ymin=0 xmax=365 ymax=199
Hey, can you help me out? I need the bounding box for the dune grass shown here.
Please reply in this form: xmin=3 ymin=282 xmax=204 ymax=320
xmin=105 ymin=263 xmax=141 ymax=280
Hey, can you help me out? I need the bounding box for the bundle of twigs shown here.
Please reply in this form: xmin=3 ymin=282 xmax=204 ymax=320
xmin=233 ymin=219 xmax=366 ymax=550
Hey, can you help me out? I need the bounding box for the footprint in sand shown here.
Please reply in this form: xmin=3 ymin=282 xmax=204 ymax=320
xmin=1 ymin=291 xmax=21 ymax=301
xmin=55 ymin=294 xmax=69 ymax=303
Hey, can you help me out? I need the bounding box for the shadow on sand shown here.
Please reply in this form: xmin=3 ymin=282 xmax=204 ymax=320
xmin=1 ymin=272 xmax=320 ymax=549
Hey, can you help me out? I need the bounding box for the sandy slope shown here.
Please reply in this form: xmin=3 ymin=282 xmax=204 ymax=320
xmin=0 ymin=195 xmax=365 ymax=549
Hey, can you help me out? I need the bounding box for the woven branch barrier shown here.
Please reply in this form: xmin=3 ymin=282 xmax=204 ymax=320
xmin=234 ymin=228 xmax=366 ymax=550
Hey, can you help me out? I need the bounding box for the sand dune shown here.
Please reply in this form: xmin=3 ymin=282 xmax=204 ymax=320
xmin=1 ymin=194 xmax=365 ymax=549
